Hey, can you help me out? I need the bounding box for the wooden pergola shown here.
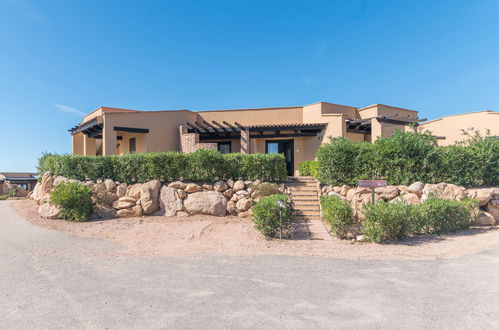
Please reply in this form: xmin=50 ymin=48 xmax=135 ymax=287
xmin=185 ymin=121 xmax=328 ymax=141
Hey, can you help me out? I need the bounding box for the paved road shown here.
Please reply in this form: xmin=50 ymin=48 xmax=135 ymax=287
xmin=1 ymin=201 xmax=499 ymax=329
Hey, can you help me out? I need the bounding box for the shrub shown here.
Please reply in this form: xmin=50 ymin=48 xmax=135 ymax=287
xmin=50 ymin=182 xmax=93 ymax=222
xmin=298 ymin=160 xmax=319 ymax=177
xmin=252 ymin=194 xmax=291 ymax=237
xmin=316 ymin=130 xmax=498 ymax=186
xmin=362 ymin=201 xmax=412 ymax=243
xmin=320 ymin=195 xmax=353 ymax=239
xmin=38 ymin=150 xmax=287 ymax=183
xmin=411 ymin=197 xmax=478 ymax=235
xmin=250 ymin=182 xmax=281 ymax=198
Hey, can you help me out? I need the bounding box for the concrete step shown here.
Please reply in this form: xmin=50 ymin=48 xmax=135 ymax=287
xmin=306 ymin=220 xmax=331 ymax=240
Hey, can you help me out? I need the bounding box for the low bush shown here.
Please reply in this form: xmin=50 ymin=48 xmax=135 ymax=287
xmin=38 ymin=150 xmax=287 ymax=183
xmin=362 ymin=201 xmax=412 ymax=243
xmin=50 ymin=182 xmax=93 ymax=222
xmin=361 ymin=197 xmax=479 ymax=243
xmin=252 ymin=194 xmax=291 ymax=237
xmin=411 ymin=197 xmax=478 ymax=235
xmin=0 ymin=189 xmax=17 ymax=200
xmin=320 ymin=195 xmax=353 ymax=239
xmin=250 ymin=182 xmax=281 ymax=198
xmin=298 ymin=160 xmax=319 ymax=177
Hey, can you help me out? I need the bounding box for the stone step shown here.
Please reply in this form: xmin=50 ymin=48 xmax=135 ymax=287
xmin=293 ymin=205 xmax=321 ymax=213
xmin=289 ymin=187 xmax=317 ymax=192
xmin=294 ymin=215 xmax=322 ymax=221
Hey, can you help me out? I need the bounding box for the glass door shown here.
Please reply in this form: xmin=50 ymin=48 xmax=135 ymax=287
xmin=265 ymin=140 xmax=294 ymax=176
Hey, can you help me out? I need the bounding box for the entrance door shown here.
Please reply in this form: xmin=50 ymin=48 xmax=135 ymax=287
xmin=265 ymin=140 xmax=294 ymax=176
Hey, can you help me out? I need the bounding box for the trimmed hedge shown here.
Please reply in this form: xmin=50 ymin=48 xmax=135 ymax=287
xmin=38 ymin=149 xmax=287 ymax=183
xmin=320 ymin=195 xmax=353 ymax=239
xmin=298 ymin=160 xmax=319 ymax=177
xmin=252 ymin=194 xmax=291 ymax=237
xmin=317 ymin=130 xmax=498 ymax=186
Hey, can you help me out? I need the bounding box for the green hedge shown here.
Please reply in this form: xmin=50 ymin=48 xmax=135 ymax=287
xmin=320 ymin=195 xmax=353 ymax=239
xmin=38 ymin=149 xmax=287 ymax=183
xmin=252 ymin=194 xmax=291 ymax=237
xmin=298 ymin=160 xmax=319 ymax=177
xmin=317 ymin=130 xmax=498 ymax=186
xmin=362 ymin=198 xmax=478 ymax=243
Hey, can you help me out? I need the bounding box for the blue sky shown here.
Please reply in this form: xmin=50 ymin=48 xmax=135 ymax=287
xmin=1 ymin=0 xmax=499 ymax=172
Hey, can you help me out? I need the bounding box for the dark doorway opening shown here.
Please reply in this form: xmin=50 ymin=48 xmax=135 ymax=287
xmin=265 ymin=140 xmax=294 ymax=176
xmin=129 ymin=138 xmax=136 ymax=153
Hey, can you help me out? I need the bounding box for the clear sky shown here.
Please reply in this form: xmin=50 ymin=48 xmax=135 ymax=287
xmin=1 ymin=0 xmax=499 ymax=172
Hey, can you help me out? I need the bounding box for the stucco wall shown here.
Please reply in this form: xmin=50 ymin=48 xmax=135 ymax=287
xmin=102 ymin=110 xmax=196 ymax=155
xmin=197 ymin=106 xmax=303 ymax=125
xmin=419 ymin=111 xmax=499 ymax=146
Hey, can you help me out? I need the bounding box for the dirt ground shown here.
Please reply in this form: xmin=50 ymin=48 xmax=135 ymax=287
xmin=10 ymin=199 xmax=499 ymax=260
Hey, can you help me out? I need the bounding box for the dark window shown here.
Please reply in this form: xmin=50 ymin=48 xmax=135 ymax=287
xmin=129 ymin=138 xmax=136 ymax=153
xmin=217 ymin=142 xmax=231 ymax=154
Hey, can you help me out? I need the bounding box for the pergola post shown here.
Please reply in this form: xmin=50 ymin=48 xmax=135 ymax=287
xmin=103 ymin=124 xmax=117 ymax=156
xmin=240 ymin=129 xmax=250 ymax=154
xmin=83 ymin=135 xmax=96 ymax=156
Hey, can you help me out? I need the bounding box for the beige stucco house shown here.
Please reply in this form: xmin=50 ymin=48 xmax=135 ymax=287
xmin=70 ymin=102 xmax=419 ymax=175
xmin=418 ymin=110 xmax=499 ymax=146
xmin=0 ymin=172 xmax=38 ymax=196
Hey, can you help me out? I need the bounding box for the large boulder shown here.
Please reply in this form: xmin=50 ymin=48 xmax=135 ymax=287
xmin=421 ymin=183 xmax=465 ymax=202
xmin=214 ymin=180 xmax=229 ymax=192
xmin=116 ymin=183 xmax=127 ymax=198
xmin=226 ymin=200 xmax=237 ymax=215
xmin=183 ymin=191 xmax=227 ymax=216
xmin=38 ymin=203 xmax=61 ymax=219
xmin=185 ymin=183 xmax=202 ymax=193
xmin=236 ymin=197 xmax=252 ymax=212
xmin=112 ymin=197 xmax=137 ymax=210
xmin=380 ymin=186 xmax=399 ymax=200
xmin=140 ymin=180 xmax=161 ymax=215
xmin=94 ymin=203 xmax=117 ymax=218
xmin=117 ymin=205 xmax=143 ymax=218
xmin=486 ymin=199 xmax=499 ymax=224
xmin=93 ymin=181 xmax=118 ymax=205
xmin=159 ymin=186 xmax=183 ymax=217
xmin=169 ymin=181 xmax=186 ymax=189
xmin=126 ymin=184 xmax=142 ymax=200
xmin=477 ymin=211 xmax=495 ymax=226
xmin=233 ymin=180 xmax=245 ymax=192
xmin=407 ymin=181 xmax=425 ymax=196
xmin=403 ymin=193 xmax=420 ymax=205
xmin=53 ymin=176 xmax=69 ymax=187
xmin=104 ymin=179 xmax=116 ymax=192
xmin=33 ymin=172 xmax=54 ymax=203
xmin=465 ymin=188 xmax=493 ymax=206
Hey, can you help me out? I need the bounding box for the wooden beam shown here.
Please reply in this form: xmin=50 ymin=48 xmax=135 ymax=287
xmin=223 ymin=121 xmax=241 ymax=132
xmin=211 ymin=120 xmax=232 ymax=132
xmin=186 ymin=122 xmax=203 ymax=133
xmin=234 ymin=122 xmax=247 ymax=130
xmin=113 ymin=126 xmax=149 ymax=133
xmin=196 ymin=121 xmax=216 ymax=133
xmin=201 ymin=120 xmax=223 ymax=133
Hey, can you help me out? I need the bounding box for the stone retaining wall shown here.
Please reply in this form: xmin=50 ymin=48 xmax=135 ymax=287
xmin=320 ymin=182 xmax=499 ymax=225
xmin=31 ymin=172 xmax=286 ymax=220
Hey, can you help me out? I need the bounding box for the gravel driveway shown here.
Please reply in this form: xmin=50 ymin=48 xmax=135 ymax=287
xmin=2 ymin=201 xmax=499 ymax=329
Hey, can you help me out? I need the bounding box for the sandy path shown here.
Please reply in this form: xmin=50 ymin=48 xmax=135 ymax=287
xmin=10 ymin=199 xmax=499 ymax=260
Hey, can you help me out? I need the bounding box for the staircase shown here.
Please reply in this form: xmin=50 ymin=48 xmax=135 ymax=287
xmin=287 ymin=177 xmax=331 ymax=240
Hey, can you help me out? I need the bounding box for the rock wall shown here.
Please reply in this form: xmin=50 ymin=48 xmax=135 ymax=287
xmin=320 ymin=182 xmax=499 ymax=225
xmin=31 ymin=172 xmax=285 ymax=220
